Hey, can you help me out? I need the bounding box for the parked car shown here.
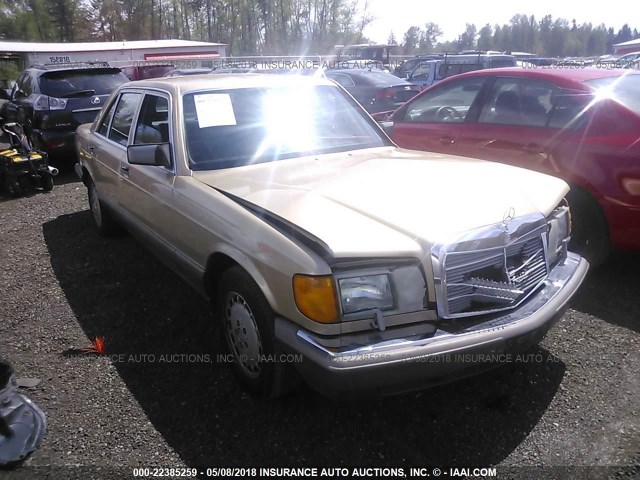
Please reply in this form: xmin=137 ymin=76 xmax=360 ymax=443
xmin=385 ymin=68 xmax=640 ymax=265
xmin=619 ymin=53 xmax=640 ymax=70
xmin=406 ymin=53 xmax=517 ymax=89
xmin=120 ymin=63 xmax=174 ymax=81
xmin=163 ymin=68 xmax=213 ymax=77
xmin=393 ymin=55 xmax=443 ymax=79
xmin=324 ymin=69 xmax=420 ymax=113
xmin=0 ymin=62 xmax=129 ymax=162
xmin=74 ymin=73 xmax=587 ymax=399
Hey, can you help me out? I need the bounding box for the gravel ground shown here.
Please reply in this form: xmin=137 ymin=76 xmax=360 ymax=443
xmin=0 ymin=173 xmax=638 ymax=480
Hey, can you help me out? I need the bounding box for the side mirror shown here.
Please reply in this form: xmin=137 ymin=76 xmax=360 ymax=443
xmin=127 ymin=143 xmax=172 ymax=168
xmin=13 ymin=89 xmax=26 ymax=99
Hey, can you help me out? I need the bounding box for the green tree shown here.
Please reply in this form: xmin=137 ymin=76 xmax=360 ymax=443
xmin=477 ymin=24 xmax=493 ymax=51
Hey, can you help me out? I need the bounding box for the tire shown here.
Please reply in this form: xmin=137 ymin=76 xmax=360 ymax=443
xmin=87 ymin=180 xmax=120 ymax=236
xmin=18 ymin=175 xmax=31 ymax=195
xmin=5 ymin=176 xmax=24 ymax=198
xmin=566 ymin=187 xmax=611 ymax=268
xmin=215 ymin=266 xmax=298 ymax=398
xmin=41 ymin=172 xmax=54 ymax=192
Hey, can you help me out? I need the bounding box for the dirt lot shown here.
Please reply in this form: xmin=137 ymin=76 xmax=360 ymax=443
xmin=0 ymin=173 xmax=639 ymax=480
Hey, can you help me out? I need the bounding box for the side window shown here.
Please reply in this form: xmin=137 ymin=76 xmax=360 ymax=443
xmin=19 ymin=74 xmax=34 ymax=96
xmin=478 ymin=78 xmax=558 ymax=127
xmin=133 ymin=94 xmax=170 ymax=144
xmin=328 ymin=73 xmax=355 ymax=88
xmin=97 ymin=98 xmax=118 ymax=137
xmin=547 ymin=93 xmax=590 ymax=129
xmin=108 ymin=92 xmax=142 ymax=146
xmin=12 ymin=73 xmax=26 ymax=98
xmin=411 ymin=62 xmax=432 ymax=80
xmin=402 ymin=77 xmax=486 ymax=123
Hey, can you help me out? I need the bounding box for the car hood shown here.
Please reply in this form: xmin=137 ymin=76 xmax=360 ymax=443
xmin=193 ymin=147 xmax=568 ymax=257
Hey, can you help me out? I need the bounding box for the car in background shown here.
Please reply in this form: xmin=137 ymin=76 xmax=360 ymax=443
xmin=393 ymin=55 xmax=443 ymax=79
xmin=211 ymin=67 xmax=255 ymax=74
xmin=120 ymin=63 xmax=174 ymax=81
xmin=0 ymin=62 xmax=129 ymax=162
xmin=324 ymin=69 xmax=420 ymax=113
xmin=406 ymin=53 xmax=517 ymax=89
xmin=385 ymin=68 xmax=640 ymax=265
xmin=615 ymin=53 xmax=640 ymax=68
xmin=334 ymin=43 xmax=397 ymax=68
xmin=74 ymin=73 xmax=587 ymax=399
xmin=164 ymin=68 xmax=213 ymax=77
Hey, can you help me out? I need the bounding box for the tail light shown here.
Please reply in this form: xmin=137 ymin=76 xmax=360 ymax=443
xmin=375 ymin=88 xmax=396 ymax=101
xmin=34 ymin=95 xmax=68 ymax=111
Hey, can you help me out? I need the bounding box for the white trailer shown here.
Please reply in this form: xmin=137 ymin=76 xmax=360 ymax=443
xmin=0 ymin=39 xmax=227 ymax=77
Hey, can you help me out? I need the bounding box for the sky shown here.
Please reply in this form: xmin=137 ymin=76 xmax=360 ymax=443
xmin=361 ymin=0 xmax=635 ymax=44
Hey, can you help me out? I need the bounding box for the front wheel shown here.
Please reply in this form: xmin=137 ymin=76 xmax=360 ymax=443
xmin=215 ymin=266 xmax=298 ymax=398
xmin=567 ymin=187 xmax=611 ymax=267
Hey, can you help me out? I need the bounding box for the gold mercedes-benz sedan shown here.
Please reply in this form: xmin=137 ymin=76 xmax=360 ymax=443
xmin=74 ymin=73 xmax=588 ymax=399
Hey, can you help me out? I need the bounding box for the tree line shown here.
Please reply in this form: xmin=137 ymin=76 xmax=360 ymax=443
xmin=396 ymin=15 xmax=640 ymax=58
xmin=0 ymin=0 xmax=372 ymax=55
xmin=1 ymin=2 xmax=638 ymax=58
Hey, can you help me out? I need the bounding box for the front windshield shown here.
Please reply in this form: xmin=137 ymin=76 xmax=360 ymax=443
xmin=183 ymin=84 xmax=388 ymax=170
xmin=584 ymin=74 xmax=640 ymax=115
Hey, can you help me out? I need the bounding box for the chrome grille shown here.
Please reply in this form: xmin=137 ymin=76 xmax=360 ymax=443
xmin=443 ymin=233 xmax=548 ymax=317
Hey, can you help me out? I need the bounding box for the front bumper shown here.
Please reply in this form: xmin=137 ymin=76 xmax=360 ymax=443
xmin=276 ymin=252 xmax=588 ymax=398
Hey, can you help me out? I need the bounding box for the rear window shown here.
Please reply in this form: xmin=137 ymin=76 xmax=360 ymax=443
xmin=489 ymin=58 xmax=517 ymax=68
xmin=39 ymin=69 xmax=128 ymax=97
xmin=584 ymin=75 xmax=640 ymax=114
xmin=358 ymin=71 xmax=407 ymax=85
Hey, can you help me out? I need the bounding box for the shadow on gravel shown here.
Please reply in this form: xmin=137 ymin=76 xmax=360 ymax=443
xmin=44 ymin=210 xmax=566 ymax=468
xmin=570 ymin=252 xmax=640 ymax=333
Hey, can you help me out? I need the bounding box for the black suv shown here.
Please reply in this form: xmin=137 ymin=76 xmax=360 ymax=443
xmin=0 ymin=62 xmax=129 ymax=161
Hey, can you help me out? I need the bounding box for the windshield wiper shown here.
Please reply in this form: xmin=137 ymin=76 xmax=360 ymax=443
xmin=61 ymin=89 xmax=95 ymax=98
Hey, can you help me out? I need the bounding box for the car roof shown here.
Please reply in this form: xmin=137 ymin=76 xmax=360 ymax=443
xmin=452 ymin=67 xmax=639 ymax=89
xmin=327 ymin=69 xmax=392 ymax=76
xmin=27 ymin=62 xmax=117 ymax=74
xmin=121 ymin=73 xmax=336 ymax=95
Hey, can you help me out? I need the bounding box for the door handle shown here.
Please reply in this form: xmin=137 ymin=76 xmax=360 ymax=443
xmin=88 ymin=145 xmax=95 ymax=151
xmin=121 ymin=165 xmax=130 ymax=173
xmin=439 ymin=136 xmax=455 ymax=145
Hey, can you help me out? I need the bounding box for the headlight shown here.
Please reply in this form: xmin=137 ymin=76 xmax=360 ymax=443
xmin=338 ymin=274 xmax=393 ymax=314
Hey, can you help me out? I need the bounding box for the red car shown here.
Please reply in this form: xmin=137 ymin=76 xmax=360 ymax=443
xmin=386 ymin=67 xmax=640 ymax=265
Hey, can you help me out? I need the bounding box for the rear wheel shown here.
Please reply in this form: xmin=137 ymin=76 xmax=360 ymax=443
xmin=87 ymin=180 xmax=119 ymax=236
xmin=566 ymin=187 xmax=611 ymax=267
xmin=215 ymin=266 xmax=298 ymax=398
xmin=5 ymin=177 xmax=22 ymax=198
xmin=41 ymin=173 xmax=54 ymax=192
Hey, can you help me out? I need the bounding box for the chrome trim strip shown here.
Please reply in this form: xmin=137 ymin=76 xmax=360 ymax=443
xmin=72 ymin=107 xmax=102 ymax=113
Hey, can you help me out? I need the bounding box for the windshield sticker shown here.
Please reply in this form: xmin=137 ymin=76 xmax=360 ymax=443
xmin=194 ymin=93 xmax=237 ymax=128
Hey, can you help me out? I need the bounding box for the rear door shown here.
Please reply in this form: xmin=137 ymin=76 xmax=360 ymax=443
xmin=89 ymin=91 xmax=143 ymax=208
xmin=391 ymin=75 xmax=488 ymax=153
